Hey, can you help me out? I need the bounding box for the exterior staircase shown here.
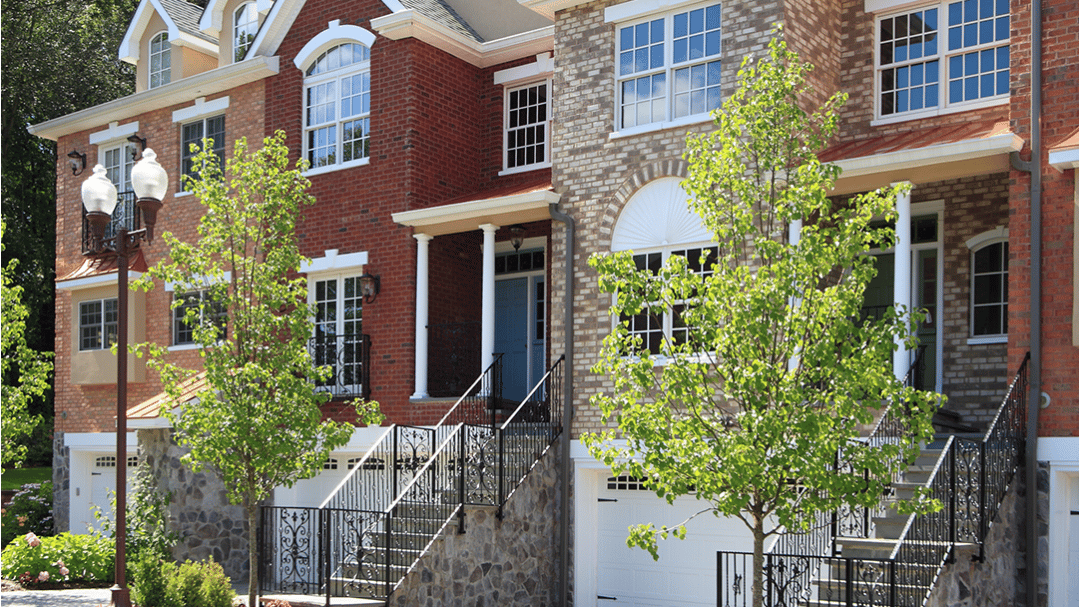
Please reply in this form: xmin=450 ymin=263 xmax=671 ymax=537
xmin=717 ymin=352 xmax=1030 ymax=607
xmin=257 ymin=354 xmax=565 ymax=606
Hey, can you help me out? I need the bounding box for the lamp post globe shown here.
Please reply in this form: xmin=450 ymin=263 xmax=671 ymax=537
xmin=131 ymin=148 xmax=168 ymax=242
xmin=81 ymin=165 xmax=118 ymax=252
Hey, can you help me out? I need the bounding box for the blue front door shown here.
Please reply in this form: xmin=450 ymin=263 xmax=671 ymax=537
xmin=495 ymin=278 xmax=529 ymax=402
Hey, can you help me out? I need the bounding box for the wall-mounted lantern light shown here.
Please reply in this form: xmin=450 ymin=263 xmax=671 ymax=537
xmin=67 ymin=149 xmax=87 ymax=176
xmin=359 ymin=273 xmax=381 ymax=303
xmin=127 ymin=133 xmax=147 ymax=161
xmin=509 ymin=224 xmax=526 ymax=251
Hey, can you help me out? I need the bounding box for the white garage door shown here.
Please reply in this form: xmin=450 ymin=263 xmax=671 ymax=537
xmin=89 ymin=455 xmax=137 ymax=525
xmin=597 ymin=477 xmax=752 ymax=607
xmin=282 ymin=456 xmax=358 ymax=508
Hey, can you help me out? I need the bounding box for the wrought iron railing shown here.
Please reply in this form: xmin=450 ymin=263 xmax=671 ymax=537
xmin=729 ymin=353 xmax=1030 ymax=606
xmin=427 ymin=321 xmax=481 ymax=397
xmin=309 ymin=333 xmax=371 ymax=399
xmin=82 ymin=191 xmax=140 ymax=253
xmin=260 ymin=354 xmax=565 ymax=603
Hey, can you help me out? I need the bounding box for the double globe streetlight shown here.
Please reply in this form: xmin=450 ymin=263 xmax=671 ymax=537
xmin=80 ymin=149 xmax=168 ymax=607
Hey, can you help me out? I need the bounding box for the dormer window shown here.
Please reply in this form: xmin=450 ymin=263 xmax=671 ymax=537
xmin=149 ymin=31 xmax=171 ymax=88
xmin=233 ymin=2 xmax=258 ymax=62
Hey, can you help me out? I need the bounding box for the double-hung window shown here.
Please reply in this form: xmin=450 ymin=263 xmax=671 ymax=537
xmin=181 ymin=115 xmax=225 ymax=182
xmin=614 ymin=2 xmax=722 ymax=132
xmin=149 ymin=31 xmax=171 ymax=88
xmin=622 ymin=246 xmax=718 ymax=355
xmin=80 ymin=298 xmax=119 ymax=351
xmin=877 ymin=0 xmax=1009 ymax=119
xmin=304 ymin=43 xmax=371 ymax=170
xmin=504 ymin=81 xmax=550 ymax=172
xmin=172 ymin=290 xmax=227 ymax=346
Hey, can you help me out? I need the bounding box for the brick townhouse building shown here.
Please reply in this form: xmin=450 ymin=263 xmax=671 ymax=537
xmin=30 ymin=0 xmax=1076 ymax=605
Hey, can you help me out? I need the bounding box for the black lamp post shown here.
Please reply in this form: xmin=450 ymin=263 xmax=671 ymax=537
xmin=81 ymin=149 xmax=168 ymax=607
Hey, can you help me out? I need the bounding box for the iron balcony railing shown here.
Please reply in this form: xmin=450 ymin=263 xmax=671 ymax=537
xmin=720 ymin=353 xmax=1030 ymax=607
xmin=259 ymin=354 xmax=565 ymax=604
xmin=309 ymin=334 xmax=371 ymax=400
xmin=82 ymin=190 xmax=140 ymax=254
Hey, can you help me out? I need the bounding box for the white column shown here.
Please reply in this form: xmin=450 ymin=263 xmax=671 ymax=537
xmin=480 ymin=224 xmax=499 ymax=375
xmin=411 ymin=233 xmax=432 ymax=399
xmin=788 ymin=218 xmax=802 ymax=374
xmin=893 ymin=183 xmax=912 ymax=380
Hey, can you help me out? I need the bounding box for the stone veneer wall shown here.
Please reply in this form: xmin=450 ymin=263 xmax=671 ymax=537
xmin=51 ymin=431 xmax=70 ymax=533
xmin=138 ymin=428 xmax=250 ymax=582
xmin=390 ymin=448 xmax=561 ymax=606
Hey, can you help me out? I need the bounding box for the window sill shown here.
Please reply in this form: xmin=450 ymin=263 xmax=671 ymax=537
xmin=304 ymin=157 xmax=369 ymax=177
xmin=499 ymin=162 xmax=551 ymax=177
xmin=609 ymin=113 xmax=715 ymax=140
xmin=966 ymin=335 xmax=1007 ymax=345
xmin=175 ymin=191 xmax=193 ymax=199
xmin=168 ymin=343 xmax=202 ymax=352
xmin=870 ymin=97 xmax=1008 ymax=127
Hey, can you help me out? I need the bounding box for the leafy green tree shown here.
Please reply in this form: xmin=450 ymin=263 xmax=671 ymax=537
xmin=585 ymin=35 xmax=938 ymax=607
xmin=2 ymin=222 xmax=54 ymax=468
xmin=134 ymin=132 xmax=381 ymax=607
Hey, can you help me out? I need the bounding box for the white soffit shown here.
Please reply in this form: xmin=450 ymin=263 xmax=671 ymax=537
xmin=393 ymin=190 xmax=560 ymax=236
xmin=518 ymin=0 xmax=592 ymax=20
xmin=28 ymin=57 xmax=278 ymax=141
xmin=371 ymin=10 xmax=553 ymax=68
xmin=1049 ymin=146 xmax=1079 ymax=170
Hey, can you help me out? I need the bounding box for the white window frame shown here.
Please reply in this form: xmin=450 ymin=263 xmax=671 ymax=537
xmin=502 ymin=79 xmax=552 ymax=174
xmin=180 ymin=114 xmax=226 ymax=185
xmin=302 ymin=43 xmax=371 ymax=175
xmin=79 ymin=298 xmax=119 ymax=351
xmin=149 ymin=31 xmax=171 ymax=89
xmin=872 ymin=0 xmax=1010 ymax=125
xmin=608 ymin=1 xmax=723 ymax=138
xmin=233 ymin=2 xmax=258 ymax=62
xmin=968 ymin=237 xmax=1008 ymax=343
xmin=308 ymin=270 xmax=367 ymax=391
xmin=170 ymin=288 xmax=227 ymax=349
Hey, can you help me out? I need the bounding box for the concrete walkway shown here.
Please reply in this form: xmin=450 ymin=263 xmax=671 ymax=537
xmin=0 ymin=587 xmax=111 ymax=607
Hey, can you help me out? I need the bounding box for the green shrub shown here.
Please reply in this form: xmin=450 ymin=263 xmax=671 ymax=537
xmin=131 ymin=558 xmax=234 ymax=607
xmin=93 ymin=463 xmax=178 ymax=563
xmin=1 ymin=481 xmax=53 ymax=548
xmin=0 ymin=532 xmax=113 ymax=585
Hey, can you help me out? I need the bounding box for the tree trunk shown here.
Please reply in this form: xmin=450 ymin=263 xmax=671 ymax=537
xmin=752 ymin=519 xmax=765 ymax=607
xmin=247 ymin=502 xmax=258 ymax=607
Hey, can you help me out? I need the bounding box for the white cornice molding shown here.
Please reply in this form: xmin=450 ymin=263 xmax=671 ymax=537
xmin=604 ymin=0 xmax=712 ymax=23
xmin=248 ymin=0 xmax=306 ymax=60
xmin=371 ymin=11 xmax=553 ymax=68
xmin=300 ymin=249 xmax=369 ymax=274
xmin=120 ymin=0 xmax=176 ymax=63
xmin=833 ymin=132 xmax=1024 ymax=179
xmin=494 ymin=53 xmax=553 ymax=85
xmin=392 ymin=190 xmax=560 ymax=235
xmin=29 ymin=56 xmax=278 ymax=141
xmin=863 ymin=0 xmax=935 ymax=15
xmin=89 ymin=121 xmax=140 ymax=146
xmin=1049 ymin=146 xmax=1079 ymax=170
xmin=172 ymin=96 xmax=231 ymax=123
xmin=518 ymin=0 xmax=592 ymax=20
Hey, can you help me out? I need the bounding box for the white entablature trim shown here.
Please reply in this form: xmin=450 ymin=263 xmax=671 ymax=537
xmin=199 ymin=0 xmax=272 ymax=37
xmin=965 ymin=226 xmax=1008 ymax=251
xmin=494 ymin=53 xmax=553 ymax=86
xmin=293 ymin=21 xmax=378 ymax=71
xmin=119 ymin=0 xmax=218 ymax=64
xmin=172 ymin=96 xmax=230 ymax=123
xmin=28 ymin=57 xmax=278 ymax=141
xmin=611 ymin=177 xmax=711 ymax=252
xmin=301 ymin=250 xmax=369 ymax=274
xmin=518 ymin=0 xmax=592 ymax=20
xmin=89 ymin=121 xmax=140 ymax=146
xmin=605 ymin=0 xmax=715 ymax=23
xmin=863 ymin=0 xmax=936 ymax=15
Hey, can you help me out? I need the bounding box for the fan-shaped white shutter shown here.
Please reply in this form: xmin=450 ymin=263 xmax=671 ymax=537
xmin=611 ymin=178 xmax=711 ymax=252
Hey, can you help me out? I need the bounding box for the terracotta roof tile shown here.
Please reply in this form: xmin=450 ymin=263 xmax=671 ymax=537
xmin=434 ymin=175 xmax=553 ymax=207
xmin=58 ymin=249 xmax=148 ymax=283
xmin=128 ymin=371 xmax=207 ymax=420
xmin=1049 ymin=127 xmax=1079 ymax=154
xmin=819 ymin=118 xmax=1012 ymax=163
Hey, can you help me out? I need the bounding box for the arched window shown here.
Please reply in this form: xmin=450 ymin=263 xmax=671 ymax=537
xmin=149 ymin=31 xmax=171 ymax=88
xmin=611 ymin=177 xmax=716 ymax=354
xmin=970 ymin=240 xmax=1008 ymax=337
xmin=233 ymin=2 xmax=258 ymax=62
xmin=303 ymin=43 xmax=371 ymax=169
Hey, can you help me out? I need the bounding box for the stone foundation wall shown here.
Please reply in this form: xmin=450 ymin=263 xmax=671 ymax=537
xmin=138 ymin=428 xmax=249 ymax=582
xmin=390 ymin=447 xmax=562 ymax=606
xmin=51 ymin=431 xmax=70 ymax=533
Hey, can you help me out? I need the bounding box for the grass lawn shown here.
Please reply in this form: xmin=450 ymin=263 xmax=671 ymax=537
xmin=1 ymin=467 xmax=51 ymax=491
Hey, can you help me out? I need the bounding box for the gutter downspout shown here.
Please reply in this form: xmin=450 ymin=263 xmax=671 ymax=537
xmin=1009 ymin=2 xmax=1041 ymax=605
xmin=549 ymin=203 xmax=575 ymax=607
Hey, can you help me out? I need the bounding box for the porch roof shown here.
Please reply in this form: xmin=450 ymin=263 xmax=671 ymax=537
xmin=56 ymin=250 xmax=148 ymax=290
xmin=392 ymin=176 xmax=560 ymax=236
xmin=127 ymin=371 xmax=207 ymax=428
xmin=1048 ymin=127 xmax=1079 ymax=169
xmin=821 ymin=119 xmax=1023 ymax=195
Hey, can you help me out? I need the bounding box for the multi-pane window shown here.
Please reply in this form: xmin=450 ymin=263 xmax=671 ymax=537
xmin=616 ymin=2 xmax=722 ymax=130
xmin=622 ymin=246 xmax=718 ymax=355
xmin=79 ymin=298 xmax=118 ymax=351
xmin=971 ymin=241 xmax=1007 ymax=336
xmin=505 ymin=81 xmax=550 ymax=171
xmin=312 ymin=275 xmax=365 ymax=388
xmin=878 ymin=0 xmax=1009 ymax=118
xmin=149 ymin=31 xmax=171 ymax=89
xmin=172 ymin=290 xmax=227 ymax=346
xmin=233 ymin=2 xmax=258 ymax=62
xmin=181 ymin=115 xmax=226 ymax=182
xmin=304 ymin=43 xmax=371 ymax=169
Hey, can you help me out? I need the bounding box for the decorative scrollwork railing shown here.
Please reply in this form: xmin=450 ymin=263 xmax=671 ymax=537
xmin=82 ymin=190 xmax=140 ymax=253
xmin=309 ymin=333 xmax=371 ymax=400
xmin=718 ymin=551 xmax=898 ymax=607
